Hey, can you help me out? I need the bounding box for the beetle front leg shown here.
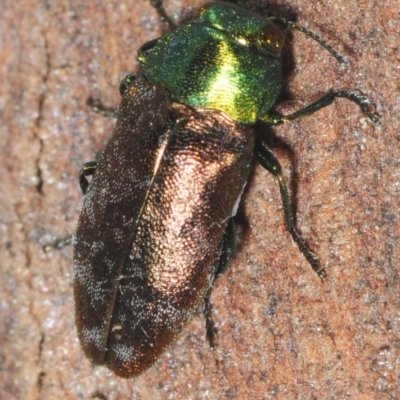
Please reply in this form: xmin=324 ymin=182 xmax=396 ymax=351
xmin=150 ymin=0 xmax=177 ymax=30
xmin=79 ymin=161 xmax=98 ymax=195
xmin=255 ymin=135 xmax=326 ymax=279
xmin=262 ymin=89 xmax=379 ymax=125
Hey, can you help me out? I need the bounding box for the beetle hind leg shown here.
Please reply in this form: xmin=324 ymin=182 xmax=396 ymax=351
xmin=203 ymin=218 xmax=236 ymax=347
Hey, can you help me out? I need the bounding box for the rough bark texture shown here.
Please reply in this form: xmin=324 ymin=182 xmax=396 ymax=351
xmin=0 ymin=0 xmax=398 ymax=399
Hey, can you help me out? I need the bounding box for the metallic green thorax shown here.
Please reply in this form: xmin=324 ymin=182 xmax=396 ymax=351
xmin=139 ymin=2 xmax=283 ymax=124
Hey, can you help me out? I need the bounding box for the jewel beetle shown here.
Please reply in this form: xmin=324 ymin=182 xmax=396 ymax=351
xmin=73 ymin=0 xmax=379 ymax=378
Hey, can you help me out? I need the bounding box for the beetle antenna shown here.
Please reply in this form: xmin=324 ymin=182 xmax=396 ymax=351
xmin=270 ymin=17 xmax=346 ymax=64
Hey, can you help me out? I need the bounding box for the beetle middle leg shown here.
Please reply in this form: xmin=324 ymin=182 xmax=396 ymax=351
xmin=42 ymin=163 xmax=97 ymax=252
xmin=204 ymin=218 xmax=236 ymax=347
xmin=254 ymin=135 xmax=326 ymax=279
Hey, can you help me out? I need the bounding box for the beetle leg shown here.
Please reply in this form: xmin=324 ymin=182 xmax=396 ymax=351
xmin=262 ymin=89 xmax=379 ymax=125
xmin=203 ymin=290 xmax=216 ymax=348
xmin=150 ymin=0 xmax=177 ymax=30
xmin=85 ymin=75 xmax=138 ymax=118
xmin=203 ymin=218 xmax=237 ymax=347
xmin=86 ymin=97 xmax=118 ymax=118
xmin=215 ymin=218 xmax=237 ymax=279
xmin=42 ymin=235 xmax=73 ymax=253
xmin=254 ymin=136 xmax=326 ymax=279
xmin=79 ymin=161 xmax=98 ymax=195
xmin=43 ymin=161 xmax=98 ymax=252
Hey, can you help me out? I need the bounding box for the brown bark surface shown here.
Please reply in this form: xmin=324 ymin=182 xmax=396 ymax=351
xmin=1 ymin=0 xmax=398 ymax=399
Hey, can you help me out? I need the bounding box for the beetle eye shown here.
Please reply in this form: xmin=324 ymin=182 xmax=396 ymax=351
xmin=259 ymin=23 xmax=284 ymax=54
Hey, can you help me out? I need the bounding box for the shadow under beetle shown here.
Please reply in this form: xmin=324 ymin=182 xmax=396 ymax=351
xmin=73 ymin=0 xmax=379 ymax=378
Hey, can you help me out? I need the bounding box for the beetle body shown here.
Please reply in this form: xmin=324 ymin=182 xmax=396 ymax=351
xmin=74 ymin=77 xmax=253 ymax=378
xmin=73 ymin=1 xmax=378 ymax=378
